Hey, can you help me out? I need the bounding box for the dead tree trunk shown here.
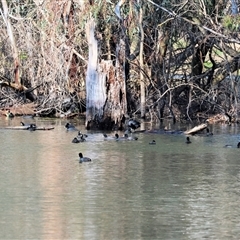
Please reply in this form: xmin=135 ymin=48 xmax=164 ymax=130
xmin=85 ymin=19 xmax=127 ymax=130
xmin=85 ymin=19 xmax=103 ymax=128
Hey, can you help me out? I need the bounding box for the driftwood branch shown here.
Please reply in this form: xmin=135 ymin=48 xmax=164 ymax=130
xmin=3 ymin=126 xmax=54 ymax=130
xmin=184 ymin=123 xmax=207 ymax=135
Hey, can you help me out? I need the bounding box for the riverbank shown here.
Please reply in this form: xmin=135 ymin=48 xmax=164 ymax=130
xmin=1 ymin=102 xmax=238 ymax=126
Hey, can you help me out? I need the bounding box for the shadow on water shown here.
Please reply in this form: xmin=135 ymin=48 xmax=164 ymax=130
xmin=0 ymin=117 xmax=240 ymax=239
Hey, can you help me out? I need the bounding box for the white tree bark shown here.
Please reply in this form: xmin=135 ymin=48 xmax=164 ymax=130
xmin=85 ymin=18 xmax=106 ymax=125
xmin=85 ymin=16 xmax=127 ymax=129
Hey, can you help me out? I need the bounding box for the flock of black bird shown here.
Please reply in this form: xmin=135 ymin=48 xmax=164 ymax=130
xmin=186 ymin=130 xmax=240 ymax=148
xmin=65 ymin=119 xmax=144 ymax=163
xmin=65 ymin=120 xmax=240 ymax=163
xmin=19 ymin=118 xmax=240 ymax=163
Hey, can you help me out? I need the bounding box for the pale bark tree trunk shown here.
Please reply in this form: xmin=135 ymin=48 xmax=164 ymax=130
xmin=85 ymin=18 xmax=127 ymax=130
xmin=84 ymin=0 xmax=129 ymax=130
xmin=85 ymin=19 xmax=103 ymax=126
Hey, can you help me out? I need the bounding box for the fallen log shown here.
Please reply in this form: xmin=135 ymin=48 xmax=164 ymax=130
xmin=3 ymin=126 xmax=54 ymax=131
xmin=33 ymin=127 xmax=54 ymax=131
xmin=184 ymin=123 xmax=207 ymax=135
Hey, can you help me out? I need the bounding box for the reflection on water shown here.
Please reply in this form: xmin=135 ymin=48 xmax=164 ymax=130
xmin=0 ymin=117 xmax=240 ymax=239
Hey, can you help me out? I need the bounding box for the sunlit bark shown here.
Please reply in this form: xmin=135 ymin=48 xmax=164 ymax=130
xmin=85 ymin=19 xmax=103 ymax=125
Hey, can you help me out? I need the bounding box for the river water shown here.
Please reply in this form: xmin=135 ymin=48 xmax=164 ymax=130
xmin=0 ymin=117 xmax=240 ymax=239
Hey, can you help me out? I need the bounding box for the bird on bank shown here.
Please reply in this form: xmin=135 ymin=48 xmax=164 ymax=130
xmin=79 ymin=153 xmax=91 ymax=163
xmin=149 ymin=140 xmax=156 ymax=145
xmin=186 ymin=137 xmax=191 ymax=144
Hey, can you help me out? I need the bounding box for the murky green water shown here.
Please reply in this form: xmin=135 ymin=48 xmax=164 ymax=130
xmin=0 ymin=117 xmax=240 ymax=239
